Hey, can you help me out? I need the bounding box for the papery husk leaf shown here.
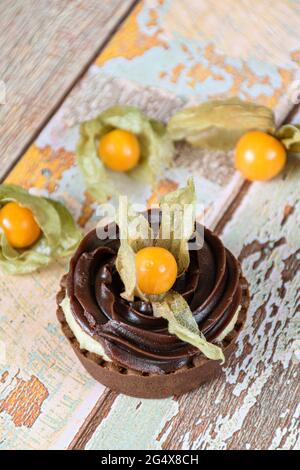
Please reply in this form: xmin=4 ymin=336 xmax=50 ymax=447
xmin=0 ymin=184 xmax=60 ymax=247
xmin=46 ymin=199 xmax=82 ymax=257
xmin=0 ymin=232 xmax=51 ymax=274
xmin=129 ymin=214 xmax=154 ymax=253
xmin=116 ymin=198 xmax=154 ymax=251
xmin=115 ymin=179 xmax=196 ymax=297
xmin=116 ymin=241 xmax=148 ymax=302
xmin=276 ymin=124 xmax=300 ymax=152
xmin=167 ymin=97 xmax=275 ymax=151
xmin=114 ymin=179 xmax=224 ymax=360
xmin=152 ymin=291 xmax=225 ymax=362
xmin=115 ymin=242 xmax=137 ymax=301
xmin=116 ymin=200 xmax=153 ymax=301
xmin=130 ymin=118 xmax=174 ymax=186
xmin=76 ymin=118 xmax=115 ymax=202
xmin=0 ymin=184 xmax=81 ymax=274
xmin=77 ymin=106 xmax=174 ymax=202
xmin=156 ymin=177 xmax=196 ymax=275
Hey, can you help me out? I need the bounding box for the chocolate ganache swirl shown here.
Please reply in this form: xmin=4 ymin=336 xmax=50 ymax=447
xmin=66 ymin=212 xmax=242 ymax=374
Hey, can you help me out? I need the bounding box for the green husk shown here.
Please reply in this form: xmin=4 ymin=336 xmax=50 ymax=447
xmin=156 ymin=177 xmax=196 ymax=275
xmin=167 ymin=97 xmax=275 ymax=151
xmin=152 ymin=291 xmax=225 ymax=362
xmin=115 ymin=242 xmax=138 ymax=302
xmin=0 ymin=184 xmax=82 ymax=274
xmin=115 ymin=178 xmax=224 ymax=361
xmin=76 ymin=106 xmax=174 ymax=202
xmin=276 ymin=124 xmax=300 ymax=152
xmin=115 ymin=198 xmax=152 ymax=301
xmin=45 ymin=199 xmax=82 ymax=258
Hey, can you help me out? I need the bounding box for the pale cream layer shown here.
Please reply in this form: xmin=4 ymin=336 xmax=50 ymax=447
xmin=60 ymin=296 xmax=111 ymax=362
xmin=61 ymin=295 xmax=241 ymax=364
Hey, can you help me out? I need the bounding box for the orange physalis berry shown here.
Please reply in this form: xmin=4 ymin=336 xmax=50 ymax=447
xmin=136 ymin=246 xmax=178 ymax=295
xmin=98 ymin=129 xmax=140 ymax=172
xmin=0 ymin=202 xmax=41 ymax=249
xmin=235 ymin=131 xmax=286 ymax=181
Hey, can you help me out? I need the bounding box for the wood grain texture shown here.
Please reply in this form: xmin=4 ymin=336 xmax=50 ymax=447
xmin=1 ymin=0 xmax=300 ymax=450
xmin=164 ymin=155 xmax=300 ymax=450
xmin=84 ymin=151 xmax=300 ymax=451
xmin=0 ymin=0 xmax=136 ymax=178
xmin=162 ymin=0 xmax=300 ymax=67
xmin=73 ymin=105 xmax=300 ymax=451
xmin=1 ymin=77 xmax=220 ymax=451
xmin=68 ymin=1 xmax=300 ymax=448
xmin=69 ymin=390 xmax=118 ymax=450
xmin=95 ymin=0 xmax=300 ymax=106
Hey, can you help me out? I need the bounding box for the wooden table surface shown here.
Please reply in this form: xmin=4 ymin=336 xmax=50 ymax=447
xmin=0 ymin=0 xmax=299 ymax=450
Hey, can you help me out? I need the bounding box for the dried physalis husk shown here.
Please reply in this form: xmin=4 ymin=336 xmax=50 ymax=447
xmin=77 ymin=105 xmax=174 ymax=202
xmin=0 ymin=184 xmax=81 ymax=274
xmin=152 ymin=291 xmax=225 ymax=362
xmin=167 ymin=97 xmax=275 ymax=151
xmin=115 ymin=178 xmax=224 ymax=362
xmin=115 ymin=198 xmax=154 ymax=302
xmin=156 ymin=177 xmax=196 ymax=275
xmin=276 ymin=124 xmax=300 ymax=152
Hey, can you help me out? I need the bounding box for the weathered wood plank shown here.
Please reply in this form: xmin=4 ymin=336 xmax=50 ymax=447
xmin=0 ymin=78 xmax=211 ymax=451
xmin=95 ymin=0 xmax=300 ymax=106
xmin=0 ymin=0 xmax=136 ymax=178
xmin=166 ymin=155 xmax=300 ymax=450
xmin=84 ymin=149 xmax=300 ymax=451
xmin=78 ymin=0 xmax=300 ymax=443
xmin=1 ymin=0 xmax=300 ymax=450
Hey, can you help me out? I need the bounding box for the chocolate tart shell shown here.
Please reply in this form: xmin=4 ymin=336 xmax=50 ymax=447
xmin=56 ymin=275 xmax=249 ymax=399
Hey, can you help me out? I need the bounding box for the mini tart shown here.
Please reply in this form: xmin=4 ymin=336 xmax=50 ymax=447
xmin=56 ymin=219 xmax=249 ymax=398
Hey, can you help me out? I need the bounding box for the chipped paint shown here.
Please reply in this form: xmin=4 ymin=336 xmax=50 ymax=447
xmin=1 ymin=0 xmax=300 ymax=450
xmin=0 ymin=374 xmax=49 ymax=428
xmin=88 ymin=156 xmax=300 ymax=451
xmin=161 ymin=155 xmax=300 ymax=450
xmin=86 ymin=396 xmax=179 ymax=450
